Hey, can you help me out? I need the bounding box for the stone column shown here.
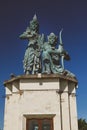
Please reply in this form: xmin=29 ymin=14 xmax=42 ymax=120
xmin=60 ymin=79 xmax=70 ymax=130
xmin=68 ymin=82 xmax=78 ymax=130
xmin=55 ymin=90 xmax=62 ymax=130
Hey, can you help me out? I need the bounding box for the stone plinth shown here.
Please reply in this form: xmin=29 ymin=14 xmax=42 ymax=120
xmin=4 ymin=74 xmax=78 ymax=130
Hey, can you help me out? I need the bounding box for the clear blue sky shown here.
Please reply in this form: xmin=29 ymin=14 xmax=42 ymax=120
xmin=0 ymin=0 xmax=87 ymax=129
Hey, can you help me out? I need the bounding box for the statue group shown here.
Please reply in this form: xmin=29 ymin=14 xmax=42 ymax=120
xmin=20 ymin=15 xmax=75 ymax=78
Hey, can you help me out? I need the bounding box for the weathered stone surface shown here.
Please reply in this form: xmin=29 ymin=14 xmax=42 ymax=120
xmin=20 ymin=15 xmax=75 ymax=78
xmin=4 ymin=74 xmax=78 ymax=130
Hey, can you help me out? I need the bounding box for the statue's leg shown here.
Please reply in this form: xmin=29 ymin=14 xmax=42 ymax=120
xmin=25 ymin=70 xmax=30 ymax=75
xmin=42 ymin=63 xmax=50 ymax=74
xmin=42 ymin=62 xmax=45 ymax=73
xmin=45 ymin=63 xmax=51 ymax=74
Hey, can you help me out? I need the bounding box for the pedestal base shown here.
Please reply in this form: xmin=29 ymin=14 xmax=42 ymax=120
xmin=4 ymin=74 xmax=78 ymax=130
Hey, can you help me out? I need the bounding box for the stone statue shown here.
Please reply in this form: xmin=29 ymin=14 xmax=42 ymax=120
xmin=20 ymin=15 xmax=76 ymax=78
xmin=42 ymin=31 xmax=71 ymax=75
xmin=20 ymin=14 xmax=44 ymax=74
xmin=42 ymin=33 xmax=61 ymax=74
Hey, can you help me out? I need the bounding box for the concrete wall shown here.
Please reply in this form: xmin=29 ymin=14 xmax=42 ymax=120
xmin=4 ymin=75 xmax=78 ymax=130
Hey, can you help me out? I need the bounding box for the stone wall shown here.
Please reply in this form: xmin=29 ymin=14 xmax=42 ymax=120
xmin=4 ymin=74 xmax=78 ymax=130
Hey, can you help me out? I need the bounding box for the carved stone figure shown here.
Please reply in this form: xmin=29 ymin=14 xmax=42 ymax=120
xmin=20 ymin=15 xmax=76 ymax=78
xmin=42 ymin=33 xmax=59 ymax=74
xmin=42 ymin=32 xmax=69 ymax=74
xmin=20 ymin=14 xmax=42 ymax=74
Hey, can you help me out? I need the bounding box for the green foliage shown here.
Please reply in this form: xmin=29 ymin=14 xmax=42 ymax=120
xmin=78 ymin=118 xmax=87 ymax=130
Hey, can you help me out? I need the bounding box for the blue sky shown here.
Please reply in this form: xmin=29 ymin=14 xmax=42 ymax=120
xmin=0 ymin=0 xmax=87 ymax=129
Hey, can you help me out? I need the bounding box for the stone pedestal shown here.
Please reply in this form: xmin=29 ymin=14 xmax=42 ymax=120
xmin=4 ymin=74 xmax=78 ymax=130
